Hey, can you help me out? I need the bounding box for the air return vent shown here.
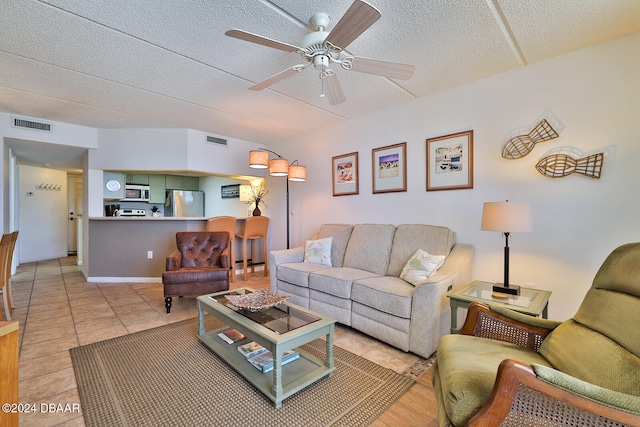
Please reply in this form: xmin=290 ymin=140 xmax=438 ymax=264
xmin=12 ymin=116 xmax=52 ymax=132
xmin=206 ymin=135 xmax=228 ymax=146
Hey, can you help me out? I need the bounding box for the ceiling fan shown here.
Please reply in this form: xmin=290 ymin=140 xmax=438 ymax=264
xmin=225 ymin=0 xmax=415 ymax=105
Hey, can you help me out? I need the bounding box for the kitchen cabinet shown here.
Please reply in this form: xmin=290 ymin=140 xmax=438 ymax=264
xmin=103 ymin=171 xmax=125 ymax=200
xmin=125 ymin=173 xmax=149 ymax=185
xmin=148 ymin=174 xmax=166 ymax=204
xmin=165 ymin=174 xmax=199 ymax=191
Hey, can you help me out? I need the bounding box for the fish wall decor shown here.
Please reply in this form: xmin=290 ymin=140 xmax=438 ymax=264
xmin=502 ymin=119 xmax=559 ymax=159
xmin=535 ymin=153 xmax=604 ymax=179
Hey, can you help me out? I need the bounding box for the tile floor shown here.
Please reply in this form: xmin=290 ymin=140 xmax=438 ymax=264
xmin=8 ymin=257 xmax=422 ymax=427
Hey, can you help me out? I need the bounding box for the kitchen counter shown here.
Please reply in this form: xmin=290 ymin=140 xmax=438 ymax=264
xmin=87 ymin=217 xmax=252 ymax=281
xmin=90 ymin=216 xmax=251 ymax=220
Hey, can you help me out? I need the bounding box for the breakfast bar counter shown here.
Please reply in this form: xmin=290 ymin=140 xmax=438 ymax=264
xmin=87 ymin=217 xmax=250 ymax=281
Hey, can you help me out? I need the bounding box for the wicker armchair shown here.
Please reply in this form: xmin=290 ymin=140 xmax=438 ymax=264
xmin=432 ymin=242 xmax=640 ymax=427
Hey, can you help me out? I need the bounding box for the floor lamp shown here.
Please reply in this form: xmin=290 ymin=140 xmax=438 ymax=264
xmin=248 ymin=149 xmax=306 ymax=249
xmin=481 ymin=201 xmax=532 ymax=295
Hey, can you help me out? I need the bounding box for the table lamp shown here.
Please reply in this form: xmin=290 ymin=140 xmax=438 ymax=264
xmin=481 ymin=201 xmax=532 ymax=295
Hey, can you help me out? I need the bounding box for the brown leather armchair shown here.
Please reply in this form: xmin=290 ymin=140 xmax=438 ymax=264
xmin=162 ymin=231 xmax=230 ymax=314
xmin=432 ymin=242 xmax=640 ymax=426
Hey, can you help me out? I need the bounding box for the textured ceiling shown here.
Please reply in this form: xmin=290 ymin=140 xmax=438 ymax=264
xmin=1 ymin=0 xmax=639 ymax=169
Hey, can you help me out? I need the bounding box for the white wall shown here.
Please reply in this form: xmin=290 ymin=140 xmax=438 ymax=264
xmin=265 ymin=33 xmax=640 ymax=321
xmin=18 ymin=165 xmax=68 ymax=262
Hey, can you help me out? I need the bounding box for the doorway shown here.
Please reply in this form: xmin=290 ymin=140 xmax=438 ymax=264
xmin=67 ymin=174 xmax=83 ymax=255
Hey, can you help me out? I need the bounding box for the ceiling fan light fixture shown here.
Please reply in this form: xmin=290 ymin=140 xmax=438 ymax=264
xmin=249 ymin=150 xmax=269 ymax=169
xmin=269 ymin=158 xmax=289 ymax=176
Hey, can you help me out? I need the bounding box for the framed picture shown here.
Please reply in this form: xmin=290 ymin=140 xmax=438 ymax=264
xmin=221 ymin=184 xmax=240 ymax=199
xmin=426 ymin=130 xmax=474 ymax=191
xmin=332 ymin=152 xmax=359 ymax=196
xmin=372 ymin=142 xmax=407 ymax=194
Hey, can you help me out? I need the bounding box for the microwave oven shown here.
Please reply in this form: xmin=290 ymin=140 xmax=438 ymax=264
xmin=122 ymin=184 xmax=150 ymax=202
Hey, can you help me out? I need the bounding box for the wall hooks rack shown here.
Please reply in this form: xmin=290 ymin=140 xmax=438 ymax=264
xmin=36 ymin=183 xmax=63 ymax=191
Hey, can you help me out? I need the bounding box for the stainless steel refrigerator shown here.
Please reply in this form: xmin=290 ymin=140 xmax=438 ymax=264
xmin=164 ymin=190 xmax=205 ymax=217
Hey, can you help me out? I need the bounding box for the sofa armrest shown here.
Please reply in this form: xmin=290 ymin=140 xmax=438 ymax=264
xmin=269 ymin=246 xmax=305 ymax=292
xmin=467 ymin=359 xmax=640 ymax=426
xmin=459 ymin=302 xmax=558 ymax=351
xmin=409 ymin=243 xmax=473 ymax=357
xmin=166 ymin=250 xmax=182 ymax=271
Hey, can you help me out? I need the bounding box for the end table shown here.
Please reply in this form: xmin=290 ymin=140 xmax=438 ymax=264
xmin=448 ymin=280 xmax=552 ymax=334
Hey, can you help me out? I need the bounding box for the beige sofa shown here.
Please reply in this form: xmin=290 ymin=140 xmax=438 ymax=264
xmin=269 ymin=224 xmax=473 ymax=358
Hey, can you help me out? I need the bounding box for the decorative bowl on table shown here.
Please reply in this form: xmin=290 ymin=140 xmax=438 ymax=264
xmin=226 ymin=288 xmax=289 ymax=312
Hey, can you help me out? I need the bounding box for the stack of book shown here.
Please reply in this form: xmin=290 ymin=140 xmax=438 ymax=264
xmin=237 ymin=341 xmax=300 ymax=373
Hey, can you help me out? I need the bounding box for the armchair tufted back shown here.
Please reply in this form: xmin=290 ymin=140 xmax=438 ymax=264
xmin=175 ymin=231 xmax=229 ymax=268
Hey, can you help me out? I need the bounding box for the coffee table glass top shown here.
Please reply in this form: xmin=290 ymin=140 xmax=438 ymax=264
xmin=207 ymin=290 xmax=320 ymax=334
xmin=461 ymin=281 xmax=539 ymax=308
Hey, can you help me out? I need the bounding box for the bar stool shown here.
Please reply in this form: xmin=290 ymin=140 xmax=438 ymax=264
xmin=207 ymin=216 xmax=237 ymax=283
xmin=0 ymin=233 xmax=12 ymax=321
xmin=236 ymin=216 xmax=269 ymax=281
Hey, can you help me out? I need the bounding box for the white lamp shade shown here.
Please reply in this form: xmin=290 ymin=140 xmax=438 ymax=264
xmin=239 ymin=184 xmax=252 ymax=202
xmin=249 ymin=150 xmax=269 ymax=169
xmin=269 ymin=158 xmax=289 ymax=176
xmin=288 ymin=164 xmax=306 ymax=181
xmin=481 ymin=201 xmax=532 ymax=233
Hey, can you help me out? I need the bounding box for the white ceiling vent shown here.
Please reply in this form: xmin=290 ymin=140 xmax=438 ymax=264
xmin=206 ymin=135 xmax=228 ymax=146
xmin=12 ymin=116 xmax=52 ymax=132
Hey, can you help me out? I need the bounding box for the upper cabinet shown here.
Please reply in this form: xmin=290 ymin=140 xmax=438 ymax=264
xmin=103 ymin=172 xmax=125 ymax=200
xmin=148 ymin=174 xmax=166 ymax=204
xmin=165 ymin=175 xmax=199 ymax=191
xmin=125 ymin=173 xmax=149 ymax=185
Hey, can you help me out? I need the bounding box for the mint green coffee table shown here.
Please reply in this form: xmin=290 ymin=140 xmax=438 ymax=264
xmin=197 ymin=288 xmax=336 ymax=408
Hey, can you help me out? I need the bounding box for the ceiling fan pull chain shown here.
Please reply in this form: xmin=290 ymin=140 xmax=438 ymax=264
xmin=320 ymin=74 xmax=325 ymax=98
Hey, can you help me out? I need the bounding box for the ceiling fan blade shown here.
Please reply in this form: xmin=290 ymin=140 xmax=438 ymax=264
xmin=249 ymin=65 xmax=306 ymax=91
xmin=350 ymin=56 xmax=415 ymax=80
xmin=225 ymin=29 xmax=302 ymax=53
xmin=323 ymin=74 xmax=347 ymax=106
xmin=325 ymin=0 xmax=381 ymax=50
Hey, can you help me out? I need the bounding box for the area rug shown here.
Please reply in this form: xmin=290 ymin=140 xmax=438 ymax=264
xmin=70 ymin=317 xmax=418 ymax=427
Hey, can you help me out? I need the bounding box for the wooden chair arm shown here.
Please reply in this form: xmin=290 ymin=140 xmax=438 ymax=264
xmin=466 ymin=359 xmax=640 ymax=426
xmin=459 ymin=302 xmax=553 ymax=351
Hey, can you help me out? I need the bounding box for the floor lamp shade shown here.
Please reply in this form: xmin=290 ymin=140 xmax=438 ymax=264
xmin=481 ymin=201 xmax=532 ymax=295
xmin=249 ymin=150 xmax=269 ymax=169
xmin=269 ymin=158 xmax=289 ymax=176
xmin=288 ymin=164 xmax=306 ymax=181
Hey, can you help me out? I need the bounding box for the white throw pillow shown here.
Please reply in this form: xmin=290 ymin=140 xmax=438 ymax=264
xmin=400 ymin=249 xmax=445 ymax=286
xmin=304 ymin=237 xmax=333 ymax=266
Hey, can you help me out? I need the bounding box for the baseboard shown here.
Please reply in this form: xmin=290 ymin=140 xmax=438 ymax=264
xmin=86 ymin=266 xmax=264 ymax=283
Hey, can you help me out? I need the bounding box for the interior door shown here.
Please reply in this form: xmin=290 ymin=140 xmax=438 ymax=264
xmin=67 ymin=174 xmax=83 ymax=254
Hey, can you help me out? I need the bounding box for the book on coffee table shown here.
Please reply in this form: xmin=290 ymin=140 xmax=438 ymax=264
xmin=248 ymin=350 xmax=300 ymax=373
xmin=217 ymin=329 xmax=245 ymax=344
xmin=237 ymin=341 xmax=267 ymax=359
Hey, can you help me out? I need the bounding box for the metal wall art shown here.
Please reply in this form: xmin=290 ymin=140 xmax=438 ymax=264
xmin=535 ymin=153 xmax=604 ymax=179
xmin=502 ymin=119 xmax=559 ymax=159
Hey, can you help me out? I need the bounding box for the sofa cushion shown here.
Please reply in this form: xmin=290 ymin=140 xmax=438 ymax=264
xmin=352 ymin=276 xmax=414 ymax=318
xmin=538 ymin=319 xmax=640 ymax=396
xmin=435 ymin=334 xmax=552 ymax=427
xmin=309 ymin=267 xmax=379 ymax=298
xmin=277 ymin=262 xmax=333 ymax=287
xmin=387 ymin=224 xmax=455 ymax=277
xmin=399 ymin=249 xmax=445 ymax=286
xmin=304 ymin=237 xmax=333 ymax=266
xmin=317 ymin=224 xmax=354 ymax=268
xmin=343 ymin=224 xmax=396 ymax=276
